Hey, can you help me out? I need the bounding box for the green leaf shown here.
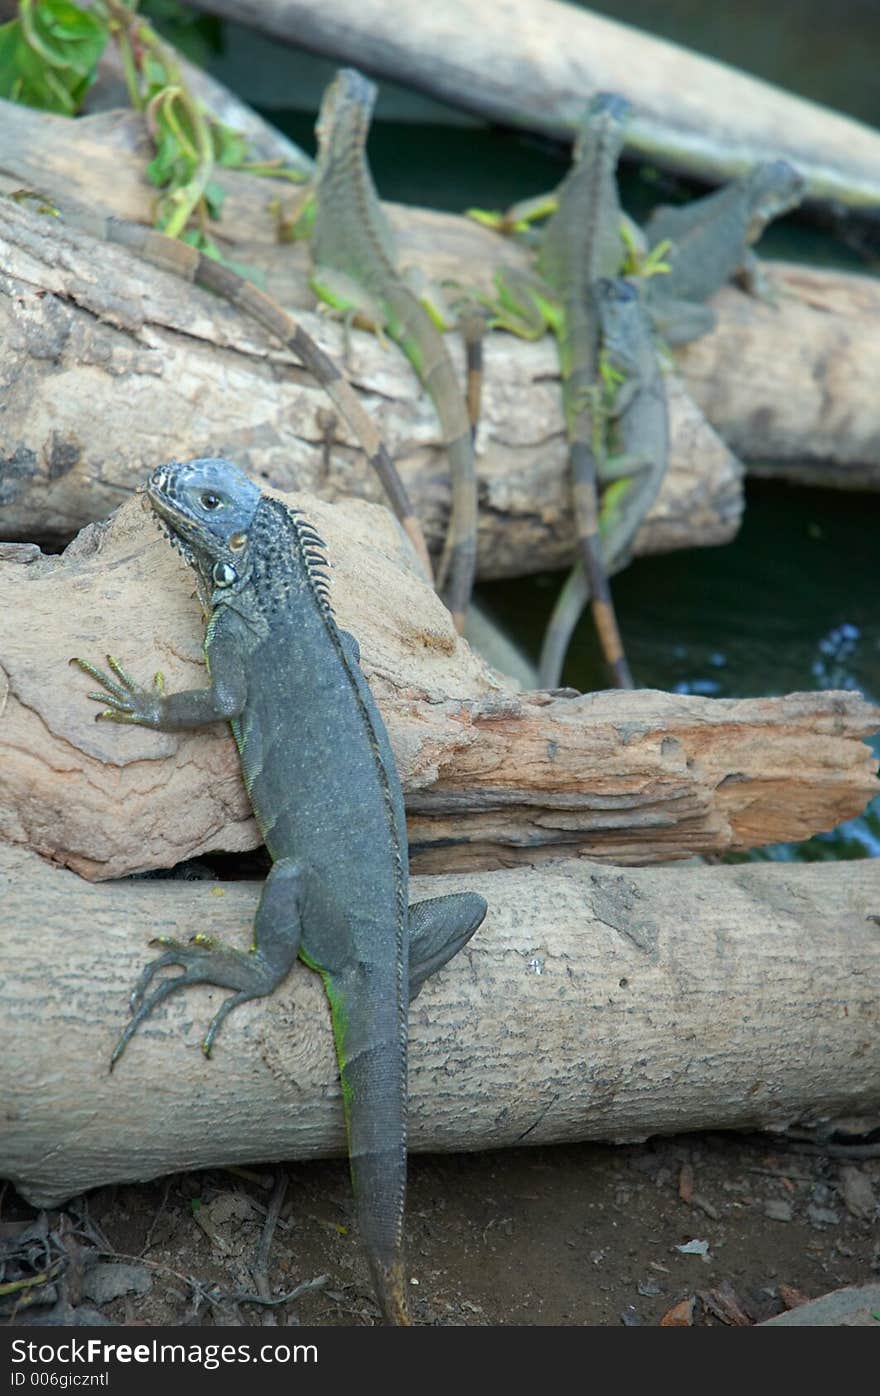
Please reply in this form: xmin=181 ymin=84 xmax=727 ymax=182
xmin=25 ymin=0 xmax=107 ymax=77
xmin=0 ymin=0 xmax=107 ymax=114
xmin=202 ymin=179 xmax=226 ymax=220
xmin=212 ymin=121 xmax=248 ymax=169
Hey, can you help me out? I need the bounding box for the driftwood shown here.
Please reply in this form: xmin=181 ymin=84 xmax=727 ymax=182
xmin=677 ymin=265 xmax=880 ymax=491
xmin=185 ymin=0 xmax=880 ymax=210
xmin=1 ymin=105 xmax=878 ymax=561
xmin=0 ymin=142 xmax=739 ymax=570
xmin=1 ymin=492 xmax=876 ymax=878
xmin=3 ymin=840 xmax=879 ymax=1207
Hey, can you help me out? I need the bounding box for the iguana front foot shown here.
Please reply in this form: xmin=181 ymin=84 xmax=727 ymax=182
xmin=71 ymin=655 xmax=166 ymax=726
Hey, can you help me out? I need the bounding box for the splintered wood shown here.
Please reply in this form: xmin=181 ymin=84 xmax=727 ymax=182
xmin=1 ymin=493 xmax=876 ymax=877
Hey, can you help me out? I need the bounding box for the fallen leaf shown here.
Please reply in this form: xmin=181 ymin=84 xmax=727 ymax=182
xmin=676 ymin=1239 xmax=709 ymax=1256
xmin=764 ymin=1199 xmax=793 ymax=1223
xmin=701 ymin=1280 xmax=751 ymax=1326
xmin=660 ymin=1297 xmax=695 ymax=1326
xmin=839 ymin=1165 xmax=876 ymax=1222
xmin=778 ymin=1283 xmax=810 ymax=1310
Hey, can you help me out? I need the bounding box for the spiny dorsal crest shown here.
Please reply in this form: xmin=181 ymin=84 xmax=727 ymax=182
xmin=290 ymin=509 xmax=333 ymax=615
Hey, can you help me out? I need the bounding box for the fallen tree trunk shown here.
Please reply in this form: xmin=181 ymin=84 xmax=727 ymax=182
xmin=1 ymin=493 xmax=876 ymax=877
xmin=184 ymin=0 xmax=880 ymax=211
xmin=677 ymin=265 xmax=880 ymax=490
xmin=1 ymin=106 xmax=877 ymax=553
xmin=0 ymin=166 xmax=739 ymax=570
xmin=2 ymin=842 xmax=878 ymax=1208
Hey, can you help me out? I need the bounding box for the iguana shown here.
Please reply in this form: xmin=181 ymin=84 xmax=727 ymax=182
xmin=644 ymin=159 xmax=806 ymax=345
xmin=538 ymin=277 xmax=669 ymax=690
xmin=487 ymin=93 xmax=635 ymax=689
xmin=11 ymin=190 xmax=432 ymax=583
xmin=307 ymin=67 xmax=479 ymax=634
xmin=72 ymin=456 xmax=488 ymax=1325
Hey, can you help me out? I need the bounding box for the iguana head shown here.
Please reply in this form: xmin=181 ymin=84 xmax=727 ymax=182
xmin=746 ymin=159 xmax=806 ymax=234
xmin=315 ymin=67 xmax=378 ymax=164
xmin=572 ymin=91 xmax=631 ymax=163
xmin=146 ymin=457 xmax=261 ymax=600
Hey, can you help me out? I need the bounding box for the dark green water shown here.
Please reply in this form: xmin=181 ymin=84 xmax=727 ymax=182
xmin=152 ymin=5 xmax=880 ymax=861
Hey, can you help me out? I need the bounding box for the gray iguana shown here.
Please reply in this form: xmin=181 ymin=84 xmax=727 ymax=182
xmin=307 ymin=68 xmax=479 ymax=633
xmin=72 ymin=457 xmax=488 ymax=1324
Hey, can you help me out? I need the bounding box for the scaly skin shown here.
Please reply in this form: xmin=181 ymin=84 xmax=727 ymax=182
xmin=597 ymin=277 xmax=670 ymax=571
xmin=72 ymin=457 xmax=487 ymax=1324
xmin=644 ymin=159 xmax=806 ymax=345
xmin=538 ymin=278 xmax=669 ymax=690
xmin=23 ymin=190 xmax=432 ymax=583
xmin=491 ymin=94 xmax=635 ymax=689
xmin=308 ymin=68 xmax=478 ymax=633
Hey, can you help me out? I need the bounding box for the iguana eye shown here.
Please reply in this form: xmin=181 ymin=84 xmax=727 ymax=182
xmin=201 ymin=492 xmax=222 ymax=510
xmin=213 ymin=561 xmax=237 ymax=587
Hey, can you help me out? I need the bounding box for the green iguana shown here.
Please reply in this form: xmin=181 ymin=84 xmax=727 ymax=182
xmin=644 ymin=159 xmax=806 ymax=344
xmin=307 ymin=68 xmax=479 ymax=633
xmin=72 ymin=457 xmax=487 ymax=1324
xmin=487 ymin=93 xmax=635 ymax=689
xmin=13 ymin=190 xmax=432 ymax=583
xmin=538 ymin=277 xmax=669 ymax=690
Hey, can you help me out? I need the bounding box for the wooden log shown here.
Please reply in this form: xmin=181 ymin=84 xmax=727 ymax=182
xmin=3 ymin=842 xmax=878 ymax=1208
xmin=1 ymin=103 xmax=878 ymax=531
xmin=1 ymin=492 xmax=876 ymax=877
xmin=677 ymin=265 xmax=880 ymax=491
xmin=185 ymin=0 xmax=880 ymax=210
xmin=0 ymin=157 xmax=739 ymax=570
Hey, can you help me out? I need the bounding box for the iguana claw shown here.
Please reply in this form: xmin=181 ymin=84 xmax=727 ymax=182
xmin=71 ymin=655 xmax=166 ymax=725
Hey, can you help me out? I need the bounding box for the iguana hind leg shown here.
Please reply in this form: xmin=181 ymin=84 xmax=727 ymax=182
xmin=110 ymin=859 xmax=305 ymax=1068
xmin=408 ymin=891 xmax=487 ymax=1000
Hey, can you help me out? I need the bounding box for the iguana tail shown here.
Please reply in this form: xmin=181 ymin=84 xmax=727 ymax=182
xmin=401 ymin=329 xmax=478 ymax=633
xmin=435 ymin=432 xmax=478 ymax=632
xmin=561 ymin=346 xmax=633 ymax=689
xmin=55 ymin=202 xmax=433 ymax=584
xmin=323 ymin=968 xmax=410 ymax=1326
xmin=456 ymin=301 xmax=487 ymax=441
xmin=199 ymin=255 xmax=432 ymax=580
xmin=538 ymin=562 xmax=590 ymax=689
xmin=569 ymin=436 xmax=633 ymax=689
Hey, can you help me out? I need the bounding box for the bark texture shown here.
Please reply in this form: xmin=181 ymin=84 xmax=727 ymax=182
xmin=1 ymin=493 xmax=876 ymax=878
xmin=2 ymin=843 xmax=878 ymax=1207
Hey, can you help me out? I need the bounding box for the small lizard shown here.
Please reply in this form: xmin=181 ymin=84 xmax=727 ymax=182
xmin=72 ymin=457 xmax=487 ymax=1324
xmin=538 ymin=277 xmax=669 ymax=689
xmin=644 ymin=159 xmax=806 ymax=345
xmin=307 ymin=68 xmax=479 ymax=633
xmin=13 ymin=190 xmax=432 ymax=582
xmin=488 ymin=94 xmax=635 ymax=689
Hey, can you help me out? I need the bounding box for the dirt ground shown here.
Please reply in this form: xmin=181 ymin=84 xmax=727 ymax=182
xmin=3 ymin=1130 xmax=878 ymax=1326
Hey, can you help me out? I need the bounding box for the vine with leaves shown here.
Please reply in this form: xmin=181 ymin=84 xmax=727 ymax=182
xmin=0 ymin=0 xmax=305 ymax=257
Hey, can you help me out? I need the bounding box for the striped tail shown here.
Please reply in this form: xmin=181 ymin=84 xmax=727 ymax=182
xmin=419 ymin=348 xmax=478 ymax=634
